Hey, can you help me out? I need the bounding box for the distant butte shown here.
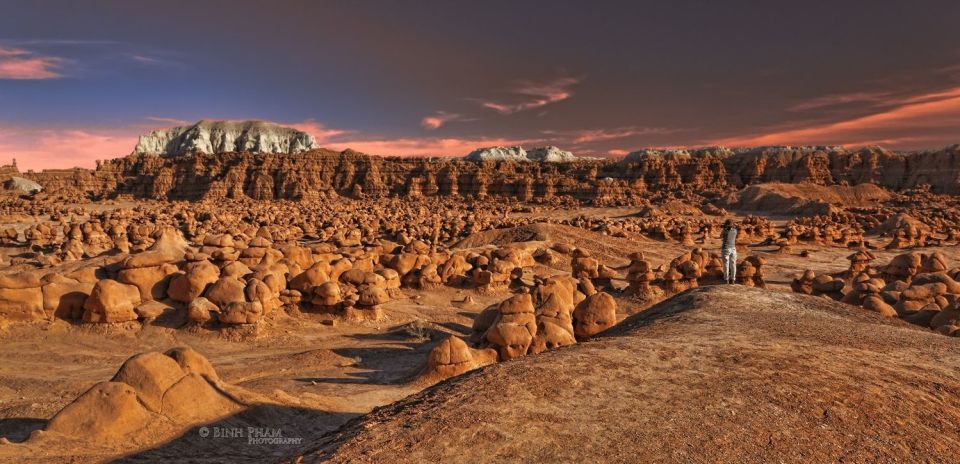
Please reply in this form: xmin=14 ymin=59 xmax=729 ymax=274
xmin=132 ymin=120 xmax=317 ymax=157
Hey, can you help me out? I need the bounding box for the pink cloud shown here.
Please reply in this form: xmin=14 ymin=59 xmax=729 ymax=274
xmin=481 ymin=77 xmax=581 ymax=114
xmin=0 ymin=127 xmax=140 ymax=171
xmin=713 ymin=86 xmax=960 ymax=149
xmin=0 ymin=46 xmax=64 ymax=80
xmin=323 ymin=136 xmax=536 ymax=157
xmin=420 ymin=111 xmax=462 ymax=130
xmin=287 ymin=119 xmax=354 ymax=143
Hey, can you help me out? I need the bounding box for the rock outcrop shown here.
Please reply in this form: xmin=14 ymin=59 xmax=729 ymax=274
xmin=3 ymin=176 xmax=43 ymax=195
xmin=527 ymin=146 xmax=577 ymax=162
xmin=133 ymin=120 xmax=317 ymax=156
xmin=464 ymin=146 xmax=529 ymax=162
xmin=38 ymin=348 xmax=247 ymax=445
xmin=464 ymin=145 xmax=577 ymax=162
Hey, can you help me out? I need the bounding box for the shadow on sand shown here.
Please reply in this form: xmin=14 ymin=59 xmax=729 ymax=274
xmin=295 ymin=343 xmax=433 ymax=386
xmin=109 ymin=404 xmax=356 ymax=463
xmin=0 ymin=417 xmax=45 ymax=443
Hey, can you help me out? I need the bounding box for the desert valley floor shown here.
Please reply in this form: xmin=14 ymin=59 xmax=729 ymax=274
xmin=2 ymin=146 xmax=960 ymax=462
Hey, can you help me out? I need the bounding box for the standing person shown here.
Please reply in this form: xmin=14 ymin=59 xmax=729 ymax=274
xmin=721 ymin=219 xmax=739 ymax=284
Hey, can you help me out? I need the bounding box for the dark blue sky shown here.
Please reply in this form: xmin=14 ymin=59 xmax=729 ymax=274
xmin=2 ymin=0 xmax=960 ymax=170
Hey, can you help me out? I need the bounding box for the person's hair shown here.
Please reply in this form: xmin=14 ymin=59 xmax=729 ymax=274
xmin=723 ymin=219 xmax=734 ymax=228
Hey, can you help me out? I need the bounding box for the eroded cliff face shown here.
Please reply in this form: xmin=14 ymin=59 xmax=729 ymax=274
xmin=22 ymin=145 xmax=960 ymax=202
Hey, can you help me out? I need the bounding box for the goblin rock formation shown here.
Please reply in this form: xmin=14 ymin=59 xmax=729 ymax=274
xmin=34 ymin=347 xmax=254 ymax=446
xmin=132 ymin=120 xmax=317 ymax=157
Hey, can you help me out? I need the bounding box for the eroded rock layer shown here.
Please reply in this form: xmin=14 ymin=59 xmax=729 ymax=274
xmin=21 ymin=145 xmax=960 ymax=202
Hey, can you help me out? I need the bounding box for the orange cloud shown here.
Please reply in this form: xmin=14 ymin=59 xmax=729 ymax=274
xmin=481 ymin=77 xmax=581 ymax=114
xmin=713 ymin=86 xmax=960 ymax=149
xmin=0 ymin=46 xmax=64 ymax=79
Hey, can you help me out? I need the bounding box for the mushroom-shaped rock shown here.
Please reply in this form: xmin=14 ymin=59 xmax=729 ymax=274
xmin=485 ymin=293 xmax=537 ymax=360
xmin=421 ymin=336 xmax=497 ymax=383
xmin=358 ymin=286 xmax=389 ymax=307
xmin=791 ymin=270 xmax=817 ymax=295
xmin=312 ymin=281 xmax=342 ymax=308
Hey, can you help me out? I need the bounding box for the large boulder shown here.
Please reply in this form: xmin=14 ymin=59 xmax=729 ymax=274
xmin=218 ymin=301 xmax=263 ymax=324
xmin=573 ymin=292 xmax=617 ymax=339
xmin=118 ymin=262 xmax=179 ymax=302
xmin=0 ymin=271 xmax=45 ymax=321
xmin=41 ymin=274 xmax=94 ymax=320
xmin=82 ymin=279 xmax=141 ymax=323
xmin=167 ymin=260 xmax=220 ymax=303
xmin=203 ymin=276 xmax=247 ymax=308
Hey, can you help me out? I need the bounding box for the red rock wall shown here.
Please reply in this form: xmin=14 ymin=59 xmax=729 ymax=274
xmin=23 ymin=145 xmax=960 ymax=201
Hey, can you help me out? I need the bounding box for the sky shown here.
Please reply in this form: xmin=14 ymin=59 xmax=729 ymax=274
xmin=2 ymin=0 xmax=960 ymax=171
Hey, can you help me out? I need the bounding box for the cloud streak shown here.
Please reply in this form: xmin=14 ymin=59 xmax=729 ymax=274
xmin=789 ymin=91 xmax=893 ymax=111
xmin=0 ymin=46 xmax=64 ymax=79
xmin=288 ymin=119 xmax=354 ymax=142
xmin=713 ymin=86 xmax=960 ymax=149
xmin=480 ymin=77 xmax=581 ymax=114
xmin=543 ymin=126 xmax=679 ymax=144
